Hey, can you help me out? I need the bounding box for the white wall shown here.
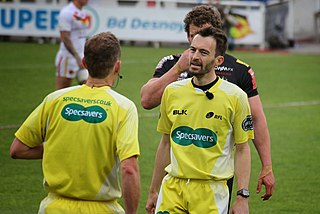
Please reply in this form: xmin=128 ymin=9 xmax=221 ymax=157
xmin=287 ymin=0 xmax=320 ymax=41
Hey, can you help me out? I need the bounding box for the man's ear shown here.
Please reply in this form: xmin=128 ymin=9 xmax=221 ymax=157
xmin=114 ymin=60 xmax=121 ymax=74
xmin=215 ymin=55 xmax=224 ymax=67
xmin=82 ymin=58 xmax=87 ymax=68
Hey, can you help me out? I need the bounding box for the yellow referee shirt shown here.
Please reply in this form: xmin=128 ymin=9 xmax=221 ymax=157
xmin=15 ymin=85 xmax=140 ymax=201
xmin=158 ymin=77 xmax=254 ymax=180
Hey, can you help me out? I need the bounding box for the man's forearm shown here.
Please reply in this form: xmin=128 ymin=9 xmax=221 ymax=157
xmin=231 ymin=143 xmax=251 ymax=214
xmin=149 ymin=137 xmax=171 ymax=193
xmin=145 ymin=135 xmax=171 ymax=213
xmin=122 ymin=173 xmax=140 ymax=213
xmin=141 ymin=64 xmax=183 ymax=109
xmin=140 ymin=78 xmax=167 ymax=110
xmin=60 ymin=31 xmax=81 ymax=64
xmin=121 ymin=157 xmax=140 ymax=214
xmin=248 ymin=96 xmax=272 ymax=167
xmin=235 ymin=142 xmax=251 ymax=190
xmin=63 ymin=37 xmax=80 ymax=59
xmin=252 ymin=122 xmax=272 ymax=167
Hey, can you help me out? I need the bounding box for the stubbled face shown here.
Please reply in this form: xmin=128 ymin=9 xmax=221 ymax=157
xmin=189 ymin=34 xmax=218 ymax=76
xmin=187 ymin=23 xmax=212 ymax=44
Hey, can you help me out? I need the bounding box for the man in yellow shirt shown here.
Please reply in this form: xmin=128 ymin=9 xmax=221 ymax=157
xmin=141 ymin=6 xmax=274 ymax=208
xmin=146 ymin=27 xmax=253 ymax=214
xmin=10 ymin=32 xmax=140 ymax=214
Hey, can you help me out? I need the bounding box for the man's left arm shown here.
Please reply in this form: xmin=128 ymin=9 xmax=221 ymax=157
xmin=10 ymin=138 xmax=43 ymax=159
xmin=248 ymin=95 xmax=275 ymax=200
xmin=121 ymin=156 xmax=140 ymax=214
xmin=230 ymin=142 xmax=251 ymax=214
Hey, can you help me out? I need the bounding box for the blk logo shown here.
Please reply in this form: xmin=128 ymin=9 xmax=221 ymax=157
xmin=173 ymin=109 xmax=187 ymax=115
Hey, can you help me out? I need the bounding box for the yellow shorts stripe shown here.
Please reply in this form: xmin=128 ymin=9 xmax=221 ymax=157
xmin=38 ymin=193 xmax=125 ymax=214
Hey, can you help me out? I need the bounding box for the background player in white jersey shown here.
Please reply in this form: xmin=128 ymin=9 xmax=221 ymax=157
xmin=141 ymin=5 xmax=274 ymax=206
xmin=10 ymin=32 xmax=140 ymax=214
xmin=55 ymin=0 xmax=90 ymax=89
xmin=146 ymin=27 xmax=253 ymax=214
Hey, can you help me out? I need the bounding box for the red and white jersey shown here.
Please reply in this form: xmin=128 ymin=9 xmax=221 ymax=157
xmin=58 ymin=2 xmax=90 ymax=57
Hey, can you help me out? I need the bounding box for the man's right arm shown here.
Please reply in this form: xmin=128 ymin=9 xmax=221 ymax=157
xmin=60 ymin=31 xmax=84 ymax=69
xmin=145 ymin=134 xmax=171 ymax=214
xmin=140 ymin=49 xmax=190 ymax=109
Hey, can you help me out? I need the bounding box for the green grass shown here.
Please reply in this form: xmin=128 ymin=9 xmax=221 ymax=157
xmin=0 ymin=41 xmax=319 ymax=213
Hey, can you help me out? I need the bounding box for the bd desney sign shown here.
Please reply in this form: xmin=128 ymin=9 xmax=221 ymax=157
xmin=0 ymin=3 xmax=264 ymax=46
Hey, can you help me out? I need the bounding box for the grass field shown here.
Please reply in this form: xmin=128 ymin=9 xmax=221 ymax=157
xmin=0 ymin=41 xmax=320 ymax=213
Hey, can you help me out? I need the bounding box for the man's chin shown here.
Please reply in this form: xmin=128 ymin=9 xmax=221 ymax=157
xmin=189 ymin=66 xmax=201 ymax=73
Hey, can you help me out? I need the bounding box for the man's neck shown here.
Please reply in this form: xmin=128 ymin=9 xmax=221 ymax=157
xmin=192 ymin=75 xmax=219 ymax=92
xmin=86 ymin=77 xmax=113 ymax=88
xmin=192 ymin=72 xmax=217 ymax=86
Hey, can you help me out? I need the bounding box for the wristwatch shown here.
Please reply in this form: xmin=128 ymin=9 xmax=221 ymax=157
xmin=237 ymin=189 xmax=250 ymax=198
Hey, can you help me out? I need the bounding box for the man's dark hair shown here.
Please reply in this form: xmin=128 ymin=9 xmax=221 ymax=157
xmin=197 ymin=27 xmax=228 ymax=56
xmin=184 ymin=5 xmax=222 ymax=37
xmin=84 ymin=32 xmax=121 ymax=78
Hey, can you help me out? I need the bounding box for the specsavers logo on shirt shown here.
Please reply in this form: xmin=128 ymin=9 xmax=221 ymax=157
xmin=61 ymin=103 xmax=106 ymax=123
xmin=171 ymin=126 xmax=217 ymax=148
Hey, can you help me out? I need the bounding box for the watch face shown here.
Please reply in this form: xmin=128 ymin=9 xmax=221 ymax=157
xmin=237 ymin=189 xmax=250 ymax=197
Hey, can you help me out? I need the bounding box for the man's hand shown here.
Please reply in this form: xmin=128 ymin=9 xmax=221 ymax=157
xmin=256 ymin=165 xmax=275 ymax=200
xmin=145 ymin=191 xmax=158 ymax=214
xmin=175 ymin=49 xmax=190 ymax=73
xmin=230 ymin=196 xmax=249 ymax=214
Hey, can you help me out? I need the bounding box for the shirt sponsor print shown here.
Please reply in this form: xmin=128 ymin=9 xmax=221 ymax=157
xmin=61 ymin=103 xmax=107 ymax=123
xmin=171 ymin=126 xmax=217 ymax=148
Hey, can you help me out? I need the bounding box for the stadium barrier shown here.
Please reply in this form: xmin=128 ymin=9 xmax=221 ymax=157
xmin=0 ymin=1 xmax=266 ymax=48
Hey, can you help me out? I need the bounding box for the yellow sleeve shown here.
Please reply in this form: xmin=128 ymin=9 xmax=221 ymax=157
xmin=233 ymin=92 xmax=254 ymax=144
